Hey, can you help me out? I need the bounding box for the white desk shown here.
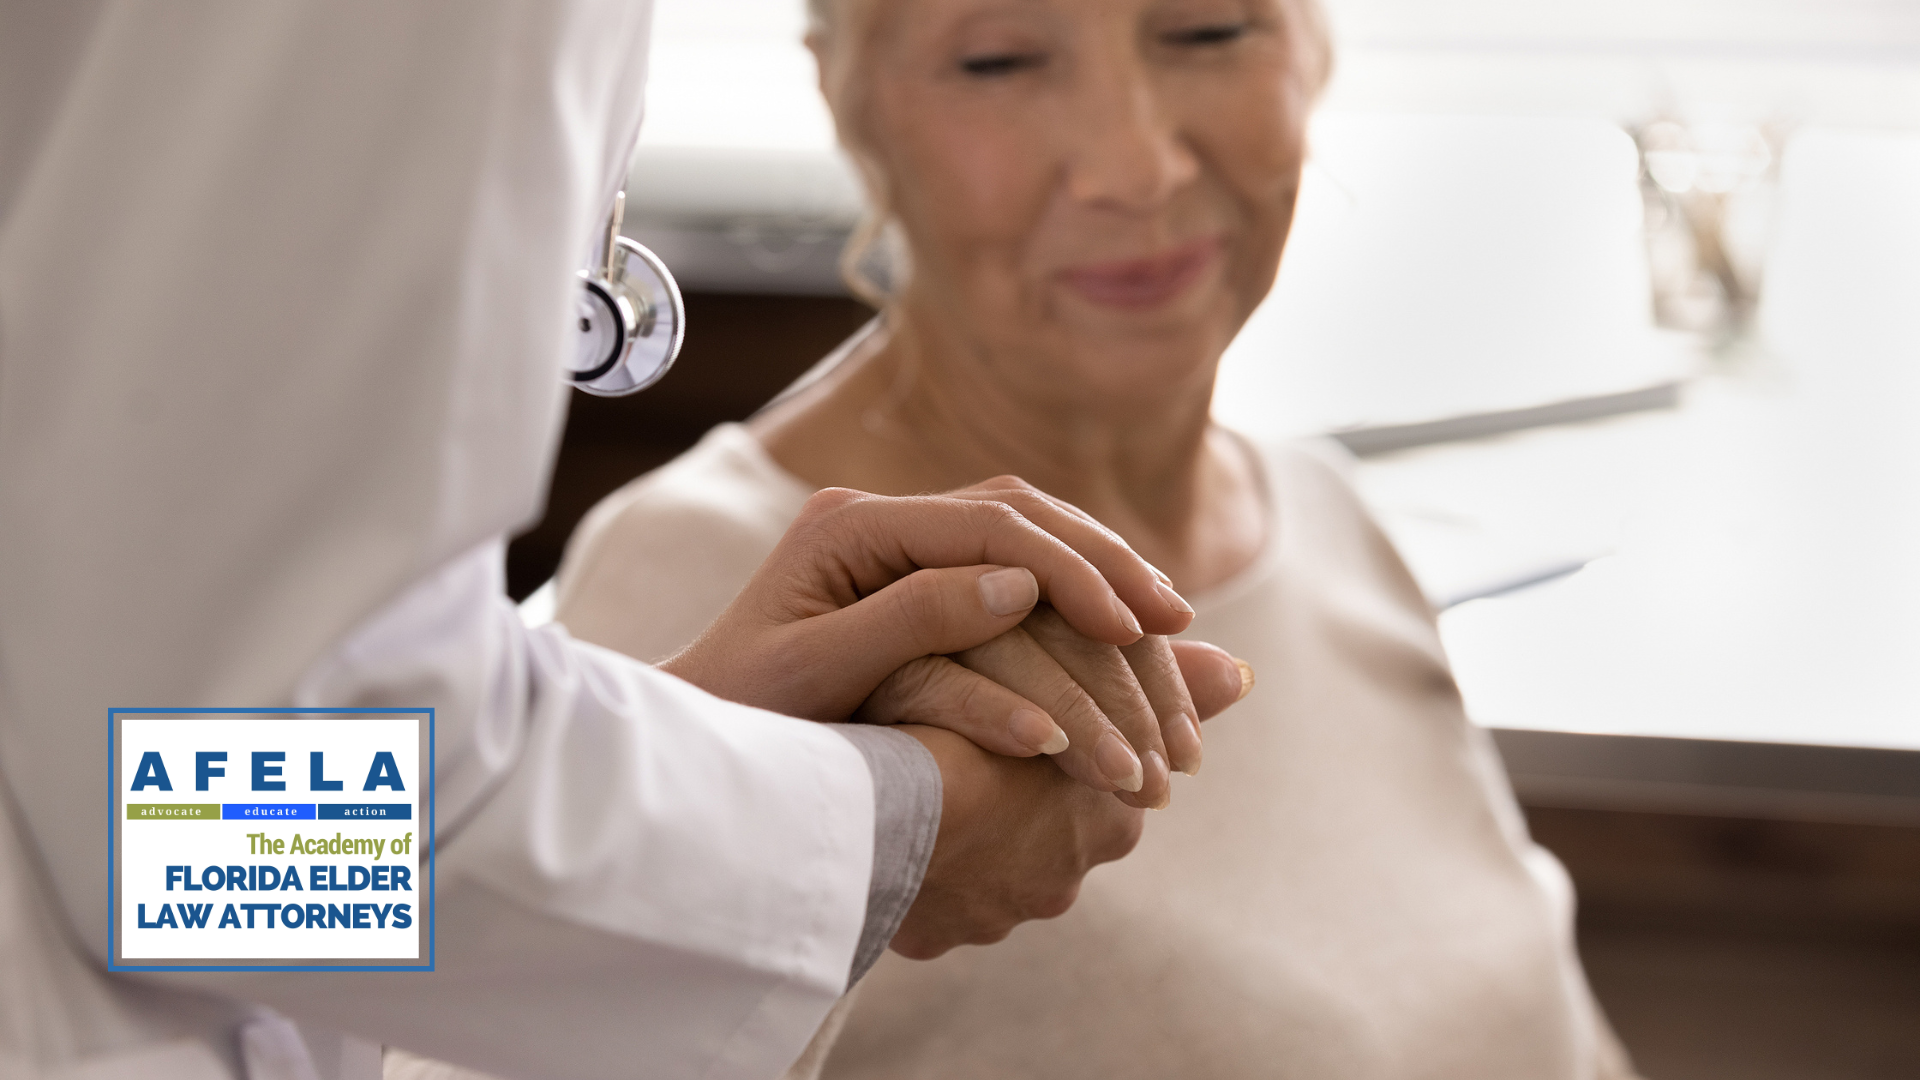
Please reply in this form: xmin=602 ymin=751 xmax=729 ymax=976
xmin=1351 ymin=129 xmax=1920 ymax=821
xmin=1353 ymin=374 xmax=1920 ymax=823
xmin=1420 ymin=376 xmax=1920 ymax=755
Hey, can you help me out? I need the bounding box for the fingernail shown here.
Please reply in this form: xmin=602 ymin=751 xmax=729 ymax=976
xmin=1010 ymin=709 xmax=1069 ymax=755
xmin=978 ymin=567 xmax=1038 ymax=616
xmin=1111 ymin=594 xmax=1143 ymax=637
xmin=1146 ymin=562 xmax=1174 ymax=586
xmin=1166 ymin=712 xmax=1203 ymax=775
xmin=1143 ymin=751 xmax=1171 ymax=810
xmin=1234 ymin=658 xmax=1255 ymax=701
xmin=1095 ymin=731 xmax=1144 ymax=792
xmin=1154 ymin=580 xmax=1193 ymax=615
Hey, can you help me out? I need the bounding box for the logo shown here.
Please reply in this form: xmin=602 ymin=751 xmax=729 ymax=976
xmin=108 ymin=709 xmax=434 ymax=972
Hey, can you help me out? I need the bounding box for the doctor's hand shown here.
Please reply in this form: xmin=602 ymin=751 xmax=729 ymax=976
xmin=887 ymin=723 xmax=1145 ymax=959
xmin=659 ymin=477 xmax=1194 ymax=722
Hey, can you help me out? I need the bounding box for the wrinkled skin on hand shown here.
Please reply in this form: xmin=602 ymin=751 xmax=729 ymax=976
xmin=658 ymin=475 xmax=1250 ymax=960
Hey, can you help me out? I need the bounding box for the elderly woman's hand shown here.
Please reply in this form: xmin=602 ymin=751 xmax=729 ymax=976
xmin=856 ymin=611 xmax=1251 ymax=809
xmin=830 ymin=476 xmax=1252 ymax=810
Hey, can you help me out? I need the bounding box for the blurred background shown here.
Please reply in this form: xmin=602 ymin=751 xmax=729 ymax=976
xmin=510 ymin=2 xmax=1920 ymax=1076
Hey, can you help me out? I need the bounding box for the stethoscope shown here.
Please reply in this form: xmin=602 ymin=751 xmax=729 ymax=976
xmin=564 ymin=190 xmax=686 ymax=396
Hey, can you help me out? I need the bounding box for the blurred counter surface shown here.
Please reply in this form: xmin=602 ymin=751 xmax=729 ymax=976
xmin=623 ymin=0 xmax=1920 ymax=820
xmin=1373 ymin=126 xmax=1920 ymax=826
xmin=1363 ymin=364 xmax=1920 ymax=827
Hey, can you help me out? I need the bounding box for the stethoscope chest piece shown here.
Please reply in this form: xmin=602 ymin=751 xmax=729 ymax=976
xmin=567 ymin=192 xmax=685 ymax=397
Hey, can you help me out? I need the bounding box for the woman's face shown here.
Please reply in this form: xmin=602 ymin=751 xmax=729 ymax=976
xmin=844 ymin=0 xmax=1313 ymax=407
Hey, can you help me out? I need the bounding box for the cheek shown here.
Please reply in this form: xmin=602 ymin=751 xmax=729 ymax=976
xmin=1188 ymin=73 xmax=1309 ymax=306
xmin=878 ymin=93 xmax=1059 ymax=277
xmin=1201 ymin=78 xmax=1305 ymax=216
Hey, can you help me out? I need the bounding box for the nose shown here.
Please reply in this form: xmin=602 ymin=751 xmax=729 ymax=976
xmin=1063 ymin=64 xmax=1199 ymax=211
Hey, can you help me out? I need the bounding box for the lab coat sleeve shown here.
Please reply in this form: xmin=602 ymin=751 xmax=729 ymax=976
xmin=259 ymin=540 xmax=881 ymax=1080
xmin=0 ymin=3 xmax=887 ymax=1078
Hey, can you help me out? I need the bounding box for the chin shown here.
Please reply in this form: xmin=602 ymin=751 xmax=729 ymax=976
xmin=1059 ymin=319 xmax=1230 ymax=406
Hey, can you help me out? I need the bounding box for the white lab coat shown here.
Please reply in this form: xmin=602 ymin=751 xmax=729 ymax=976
xmin=0 ymin=4 xmax=877 ymax=1078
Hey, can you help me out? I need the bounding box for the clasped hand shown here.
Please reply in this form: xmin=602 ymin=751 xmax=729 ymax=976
xmin=661 ymin=476 xmax=1249 ymax=958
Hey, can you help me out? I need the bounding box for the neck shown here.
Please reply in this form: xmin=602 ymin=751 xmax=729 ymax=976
xmin=753 ymin=307 xmax=1267 ymax=591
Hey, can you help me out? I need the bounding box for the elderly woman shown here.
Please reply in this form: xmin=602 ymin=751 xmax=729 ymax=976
xmin=552 ymin=0 xmax=1640 ymax=1077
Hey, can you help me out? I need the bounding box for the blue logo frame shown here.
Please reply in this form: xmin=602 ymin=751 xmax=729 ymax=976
xmin=107 ymin=708 xmax=435 ymax=973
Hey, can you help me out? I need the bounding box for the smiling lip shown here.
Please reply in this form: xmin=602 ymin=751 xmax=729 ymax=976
xmin=1057 ymin=237 xmax=1223 ymax=310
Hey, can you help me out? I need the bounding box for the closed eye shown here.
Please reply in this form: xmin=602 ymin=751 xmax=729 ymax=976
xmin=960 ymin=51 xmax=1048 ymax=76
xmin=1163 ymin=22 xmax=1248 ymax=47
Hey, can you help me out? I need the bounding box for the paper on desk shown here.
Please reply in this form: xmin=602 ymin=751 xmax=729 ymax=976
xmin=1367 ymin=506 xmax=1608 ymax=611
xmin=1349 ymin=409 xmax=1678 ymax=610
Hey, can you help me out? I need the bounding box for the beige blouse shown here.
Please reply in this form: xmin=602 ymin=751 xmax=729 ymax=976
xmin=554 ymin=423 xmax=1638 ymax=1080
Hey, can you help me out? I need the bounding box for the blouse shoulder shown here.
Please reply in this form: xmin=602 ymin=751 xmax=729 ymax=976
xmin=554 ymin=424 xmax=814 ymax=662
xmin=1255 ymin=435 xmax=1365 ymax=514
xmin=1233 ymin=432 xmax=1437 ymax=627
